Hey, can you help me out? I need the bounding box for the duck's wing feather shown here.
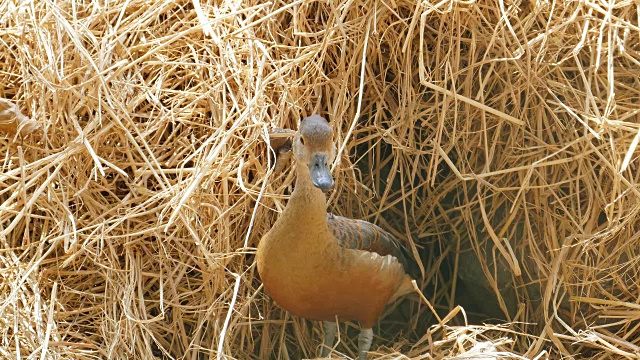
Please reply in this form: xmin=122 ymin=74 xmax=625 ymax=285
xmin=327 ymin=213 xmax=419 ymax=278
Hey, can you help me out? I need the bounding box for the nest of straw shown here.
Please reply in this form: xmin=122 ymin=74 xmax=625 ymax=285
xmin=1 ymin=0 xmax=639 ymax=359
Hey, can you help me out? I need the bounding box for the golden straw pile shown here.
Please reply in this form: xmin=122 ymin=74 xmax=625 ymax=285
xmin=1 ymin=0 xmax=639 ymax=359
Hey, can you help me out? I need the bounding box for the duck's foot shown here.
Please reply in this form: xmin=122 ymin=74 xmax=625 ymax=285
xmin=320 ymin=321 xmax=337 ymax=358
xmin=357 ymin=328 xmax=373 ymax=360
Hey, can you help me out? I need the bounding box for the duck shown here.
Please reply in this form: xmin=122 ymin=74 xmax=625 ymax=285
xmin=257 ymin=115 xmax=419 ymax=359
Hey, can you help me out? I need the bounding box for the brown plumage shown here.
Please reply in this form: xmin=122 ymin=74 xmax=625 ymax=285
xmin=327 ymin=213 xmax=419 ymax=280
xmin=257 ymin=115 xmax=418 ymax=359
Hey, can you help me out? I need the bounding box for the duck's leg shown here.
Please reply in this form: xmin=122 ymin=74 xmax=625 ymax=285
xmin=357 ymin=328 xmax=373 ymax=360
xmin=320 ymin=321 xmax=337 ymax=357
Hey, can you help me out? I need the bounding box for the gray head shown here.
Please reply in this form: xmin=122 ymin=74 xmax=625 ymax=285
xmin=293 ymin=115 xmax=336 ymax=192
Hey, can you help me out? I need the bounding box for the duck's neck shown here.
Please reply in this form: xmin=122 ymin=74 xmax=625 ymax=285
xmin=268 ymin=162 xmax=335 ymax=256
xmin=283 ymin=162 xmax=329 ymax=223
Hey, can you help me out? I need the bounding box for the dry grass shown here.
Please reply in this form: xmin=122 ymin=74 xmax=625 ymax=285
xmin=1 ymin=0 xmax=640 ymax=359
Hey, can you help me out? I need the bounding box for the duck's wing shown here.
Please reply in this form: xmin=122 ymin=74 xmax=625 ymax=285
xmin=326 ymin=213 xmax=419 ymax=278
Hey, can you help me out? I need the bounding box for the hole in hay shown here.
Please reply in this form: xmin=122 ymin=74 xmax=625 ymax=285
xmin=597 ymin=210 xmax=608 ymax=226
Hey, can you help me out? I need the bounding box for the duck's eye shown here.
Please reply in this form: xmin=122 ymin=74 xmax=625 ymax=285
xmin=300 ymin=137 xmax=305 ymax=145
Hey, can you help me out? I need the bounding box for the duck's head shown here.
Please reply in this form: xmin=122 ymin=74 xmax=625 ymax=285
xmin=293 ymin=115 xmax=336 ymax=193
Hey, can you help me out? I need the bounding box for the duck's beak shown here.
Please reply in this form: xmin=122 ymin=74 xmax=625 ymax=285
xmin=309 ymin=153 xmax=334 ymax=193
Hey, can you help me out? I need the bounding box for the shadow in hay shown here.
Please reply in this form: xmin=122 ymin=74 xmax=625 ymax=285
xmin=348 ymin=112 xmax=551 ymax=334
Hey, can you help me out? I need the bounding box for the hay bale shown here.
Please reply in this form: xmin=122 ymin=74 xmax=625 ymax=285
xmin=1 ymin=0 xmax=639 ymax=358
